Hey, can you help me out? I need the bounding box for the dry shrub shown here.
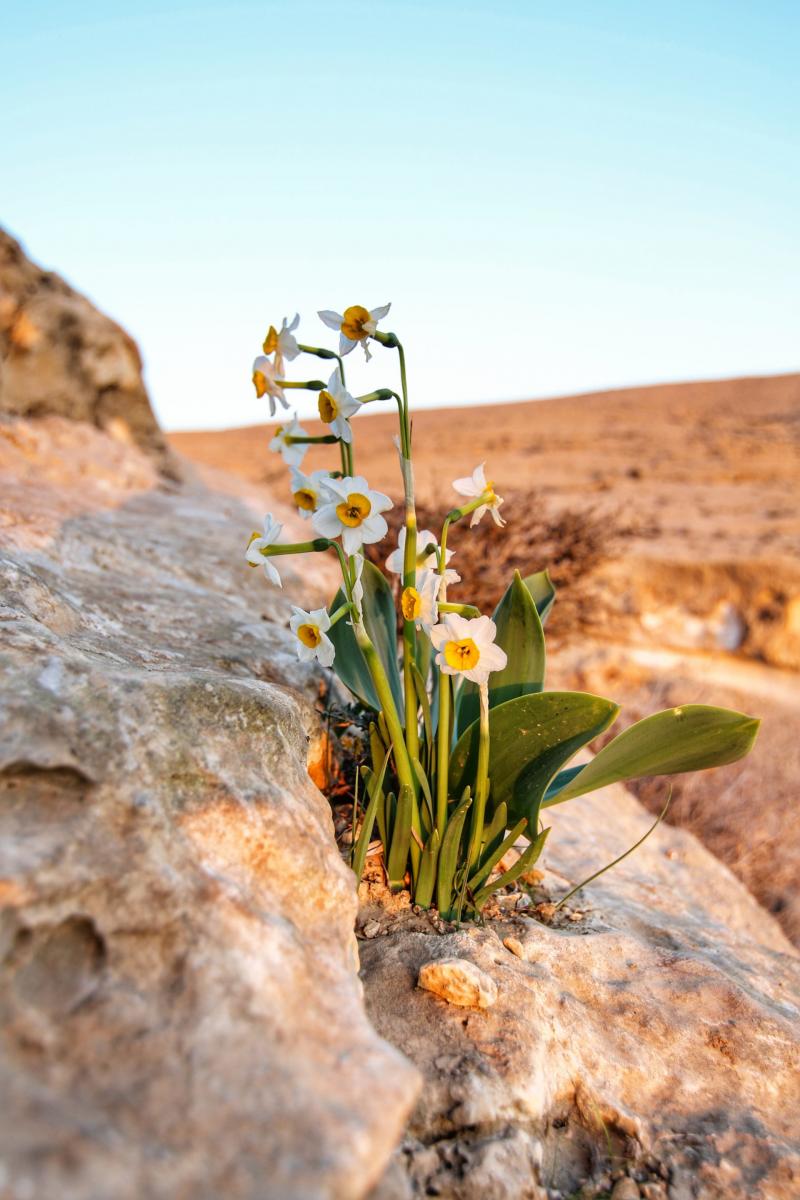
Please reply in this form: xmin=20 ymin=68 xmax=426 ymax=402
xmin=366 ymin=488 xmax=624 ymax=643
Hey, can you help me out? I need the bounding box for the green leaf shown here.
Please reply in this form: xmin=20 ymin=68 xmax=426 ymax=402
xmin=450 ymin=691 xmax=620 ymax=835
xmin=327 ymin=560 xmax=403 ymax=714
xmin=467 ymin=817 xmax=528 ymax=893
xmin=543 ymin=704 xmax=760 ymax=806
xmin=437 ymin=789 xmax=472 ymax=916
xmin=458 ymin=570 xmax=547 ymax=732
xmin=352 ymin=749 xmax=391 ymax=882
xmin=387 ymin=784 xmax=414 ymax=890
xmin=472 ymin=827 xmax=550 ymax=911
xmin=415 ymin=829 xmax=440 ymax=910
xmin=522 ymin=569 xmax=556 ymax=625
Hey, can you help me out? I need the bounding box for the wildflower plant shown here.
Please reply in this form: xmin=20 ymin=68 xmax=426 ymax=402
xmin=244 ymin=305 xmax=760 ymax=920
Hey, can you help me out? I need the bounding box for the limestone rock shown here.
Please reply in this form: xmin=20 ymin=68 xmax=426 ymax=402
xmin=365 ymin=787 xmax=800 ymax=1199
xmin=0 ymin=227 xmax=176 ymax=474
xmin=0 ymin=417 xmax=420 ymax=1199
xmin=418 ymin=959 xmax=498 ymax=1010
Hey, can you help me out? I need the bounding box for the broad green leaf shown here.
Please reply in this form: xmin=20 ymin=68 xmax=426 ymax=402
xmin=543 ymin=704 xmax=760 ymax=806
xmin=458 ymin=571 xmax=547 ymax=732
xmin=450 ymin=691 xmax=620 ymax=835
xmin=327 ymin=560 xmax=403 ymax=714
xmin=523 ymin=569 xmax=556 ymax=625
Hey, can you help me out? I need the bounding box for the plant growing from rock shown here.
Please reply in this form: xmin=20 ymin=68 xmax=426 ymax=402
xmin=244 ymin=306 xmax=760 ymax=920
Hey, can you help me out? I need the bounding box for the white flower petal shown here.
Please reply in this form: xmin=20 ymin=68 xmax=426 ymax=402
xmin=263 ymin=559 xmax=282 ymax=587
xmin=341 ymin=526 xmax=364 ymax=555
xmin=316 ymin=633 xmax=336 ymax=668
xmin=332 ymin=415 xmax=352 ymax=443
xmin=318 ymin=310 xmax=344 ymax=330
xmin=339 ymin=333 xmax=356 ymax=356
xmin=312 ymin=505 xmax=343 ymax=539
xmin=370 ymin=303 xmax=391 ymax=321
xmin=358 ymin=513 xmax=388 ymax=545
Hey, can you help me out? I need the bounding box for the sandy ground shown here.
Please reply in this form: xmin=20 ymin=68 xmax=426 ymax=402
xmin=170 ymin=372 xmax=800 ymax=941
xmin=171 ymin=372 xmax=799 ymax=565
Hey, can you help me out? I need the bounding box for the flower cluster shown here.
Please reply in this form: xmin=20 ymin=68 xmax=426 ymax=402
xmin=239 ymin=303 xmax=759 ymax=921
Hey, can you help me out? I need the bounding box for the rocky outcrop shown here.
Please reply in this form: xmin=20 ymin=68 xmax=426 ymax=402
xmin=362 ymin=786 xmax=800 ymax=1200
xmin=0 ymin=416 xmax=419 ymax=1200
xmin=0 ymin=228 xmax=176 ymax=475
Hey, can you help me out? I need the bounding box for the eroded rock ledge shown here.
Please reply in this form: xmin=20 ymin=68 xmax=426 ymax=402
xmin=0 ymin=227 xmax=176 ymax=475
xmin=363 ymin=789 xmax=800 ymax=1200
xmin=0 ymin=418 xmax=419 ymax=1200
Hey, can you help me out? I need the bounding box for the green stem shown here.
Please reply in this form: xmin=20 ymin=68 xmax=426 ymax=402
xmin=277 ymin=379 xmax=326 ymax=390
xmin=286 ymin=434 xmax=339 ymax=445
xmin=297 ymin=342 xmax=339 ymax=362
xmin=260 ymin=539 xmax=331 ymax=557
xmin=435 ymin=673 xmax=451 ymax=832
xmin=328 ymin=601 xmax=354 ymax=628
xmin=355 ymin=627 xmax=413 ymax=789
xmin=402 ymin=504 xmax=419 ymax=769
xmin=466 ymin=685 xmax=490 ymax=870
xmin=434 ymin=517 xmax=453 ymax=831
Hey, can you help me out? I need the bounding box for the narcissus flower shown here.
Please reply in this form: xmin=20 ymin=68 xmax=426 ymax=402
xmin=270 ymin=416 xmax=309 ymax=469
xmin=252 ymin=355 xmax=288 ymax=417
xmin=312 ymin=475 xmax=393 ymax=554
xmin=385 ymin=528 xmax=460 ymax=588
xmin=318 ymin=303 xmax=391 ymax=361
xmin=430 ymin=613 xmax=507 ymax=685
xmin=317 ymin=370 xmax=361 ymax=443
xmin=401 ymin=568 xmax=440 ymax=633
xmin=245 ymin=514 xmax=285 ymax=587
xmin=262 ymin=314 xmax=300 ymax=376
xmin=289 ymin=605 xmax=335 ymax=667
xmin=289 ymin=467 xmax=331 ymax=519
xmin=452 ymin=463 xmax=506 ymax=528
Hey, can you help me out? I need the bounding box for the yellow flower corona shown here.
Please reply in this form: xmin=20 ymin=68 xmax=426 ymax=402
xmin=293 ymin=488 xmax=317 ymax=512
xmin=252 ymin=369 xmax=269 ymax=399
xmin=336 ymin=493 xmax=372 ymax=527
xmin=340 ymin=305 xmax=372 ymax=341
xmin=262 ymin=325 xmax=279 ymax=354
xmin=318 ymin=390 xmax=338 ymax=423
xmin=401 ymin=587 xmax=422 ymax=620
xmin=444 ymin=637 xmax=480 ymax=671
xmin=297 ymin=623 xmax=322 ymax=649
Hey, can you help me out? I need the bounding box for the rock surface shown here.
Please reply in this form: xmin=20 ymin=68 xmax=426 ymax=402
xmin=0 ymin=415 xmax=419 ymax=1200
xmin=0 ymin=227 xmax=175 ymax=474
xmin=362 ymin=786 xmax=800 ymax=1200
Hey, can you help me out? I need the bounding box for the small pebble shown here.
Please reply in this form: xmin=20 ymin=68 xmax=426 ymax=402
xmin=611 ymin=1180 xmax=641 ymax=1200
xmin=568 ymin=910 xmax=583 ymax=922
xmin=361 ymin=920 xmax=381 ymax=939
xmin=641 ymin=1184 xmax=667 ymax=1200
xmin=536 ymin=902 xmax=557 ymax=921
xmin=503 ymin=936 xmax=526 ymax=959
xmin=418 ymin=958 xmax=498 ymax=1009
xmin=516 ymin=893 xmax=533 ymax=911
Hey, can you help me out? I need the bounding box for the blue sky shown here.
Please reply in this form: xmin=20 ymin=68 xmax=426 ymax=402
xmin=3 ymin=1 xmax=798 ymax=430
